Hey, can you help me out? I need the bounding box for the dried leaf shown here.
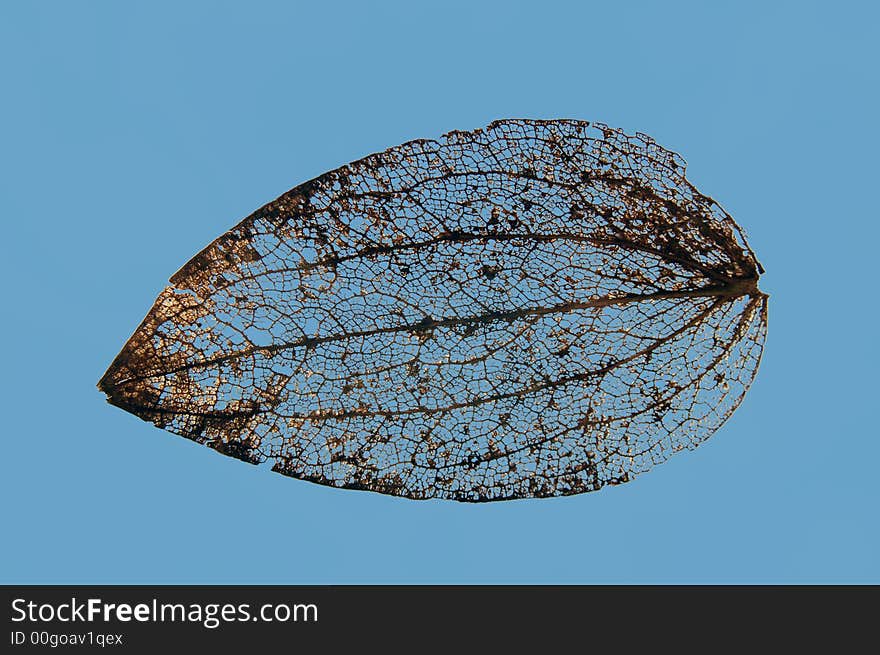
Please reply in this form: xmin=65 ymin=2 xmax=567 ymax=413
xmin=99 ymin=119 xmax=767 ymax=501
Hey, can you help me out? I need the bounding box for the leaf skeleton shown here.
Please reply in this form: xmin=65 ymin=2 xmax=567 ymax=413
xmin=99 ymin=119 xmax=767 ymax=502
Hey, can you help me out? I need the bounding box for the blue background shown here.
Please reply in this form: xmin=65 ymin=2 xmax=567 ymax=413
xmin=2 ymin=1 xmax=877 ymax=583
